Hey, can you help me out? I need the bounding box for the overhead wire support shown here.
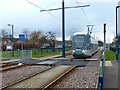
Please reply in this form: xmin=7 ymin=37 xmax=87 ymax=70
xmin=62 ymin=0 xmax=65 ymax=57
xmin=25 ymin=0 xmax=79 ymax=34
xmin=26 ymin=0 xmax=90 ymax=57
xmin=40 ymin=1 xmax=90 ymax=57
xmin=40 ymin=5 xmax=90 ymax=12
xmin=87 ymin=25 xmax=94 ymax=34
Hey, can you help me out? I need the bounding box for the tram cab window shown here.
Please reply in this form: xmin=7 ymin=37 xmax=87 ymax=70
xmin=74 ymin=36 xmax=85 ymax=42
xmin=73 ymin=35 xmax=85 ymax=48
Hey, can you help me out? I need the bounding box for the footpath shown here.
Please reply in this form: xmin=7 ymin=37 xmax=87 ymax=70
xmin=103 ymin=60 xmax=118 ymax=89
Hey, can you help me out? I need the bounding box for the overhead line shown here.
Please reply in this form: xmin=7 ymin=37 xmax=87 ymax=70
xmin=44 ymin=2 xmax=57 ymax=9
xmin=74 ymin=0 xmax=90 ymax=24
xmin=25 ymin=0 xmax=80 ymax=32
xmin=25 ymin=0 xmax=60 ymax=20
xmin=25 ymin=0 xmax=77 ymax=32
xmin=25 ymin=0 xmax=42 ymax=9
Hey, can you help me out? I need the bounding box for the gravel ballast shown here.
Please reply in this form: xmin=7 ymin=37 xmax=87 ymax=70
xmin=53 ymin=67 xmax=99 ymax=88
xmin=1 ymin=65 xmax=51 ymax=88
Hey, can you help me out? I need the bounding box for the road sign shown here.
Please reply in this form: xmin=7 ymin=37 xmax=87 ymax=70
xmin=19 ymin=34 xmax=25 ymax=41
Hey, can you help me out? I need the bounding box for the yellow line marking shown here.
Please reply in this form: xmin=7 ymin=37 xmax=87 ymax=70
xmin=105 ymin=61 xmax=112 ymax=66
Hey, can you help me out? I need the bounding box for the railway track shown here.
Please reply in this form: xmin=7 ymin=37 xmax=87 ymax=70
xmin=3 ymin=65 xmax=76 ymax=89
xmin=43 ymin=66 xmax=76 ymax=89
xmin=52 ymin=67 xmax=99 ymax=88
xmin=3 ymin=65 xmax=99 ymax=89
xmin=1 ymin=49 xmax=102 ymax=89
xmin=0 ymin=63 xmax=25 ymax=72
xmin=0 ymin=63 xmax=9 ymax=68
xmin=2 ymin=65 xmax=52 ymax=89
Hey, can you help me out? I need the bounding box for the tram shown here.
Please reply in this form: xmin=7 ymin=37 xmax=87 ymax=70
xmin=72 ymin=32 xmax=98 ymax=58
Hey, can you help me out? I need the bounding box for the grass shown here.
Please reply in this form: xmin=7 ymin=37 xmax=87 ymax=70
xmin=3 ymin=48 xmax=119 ymax=60
xmin=105 ymin=50 xmax=120 ymax=61
xmin=32 ymin=48 xmax=72 ymax=58
xmin=32 ymin=49 xmax=61 ymax=58
xmin=2 ymin=51 xmax=21 ymax=59
xmin=1 ymin=48 xmax=72 ymax=60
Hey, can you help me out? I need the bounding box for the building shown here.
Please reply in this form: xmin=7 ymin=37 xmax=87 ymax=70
xmin=6 ymin=40 xmax=13 ymax=51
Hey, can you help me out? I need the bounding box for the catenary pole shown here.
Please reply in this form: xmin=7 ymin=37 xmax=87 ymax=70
xmin=62 ymin=0 xmax=65 ymax=57
xmin=116 ymin=6 xmax=120 ymax=61
xmin=40 ymin=1 xmax=90 ymax=57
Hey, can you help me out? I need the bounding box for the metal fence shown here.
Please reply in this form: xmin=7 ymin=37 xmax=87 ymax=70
xmin=39 ymin=47 xmax=72 ymax=54
xmin=2 ymin=50 xmax=32 ymax=60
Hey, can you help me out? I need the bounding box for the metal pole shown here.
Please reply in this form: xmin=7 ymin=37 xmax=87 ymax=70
xmin=8 ymin=24 xmax=14 ymax=57
xmin=11 ymin=25 xmax=14 ymax=57
xmin=104 ymin=23 xmax=106 ymax=62
xmin=116 ymin=6 xmax=120 ymax=61
xmin=62 ymin=0 xmax=65 ymax=57
xmin=12 ymin=25 xmax=13 ymax=39
xmin=21 ymin=41 xmax=23 ymax=59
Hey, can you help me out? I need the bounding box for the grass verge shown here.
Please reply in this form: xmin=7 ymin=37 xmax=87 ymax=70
xmin=106 ymin=50 xmax=120 ymax=61
xmin=32 ymin=50 xmax=60 ymax=58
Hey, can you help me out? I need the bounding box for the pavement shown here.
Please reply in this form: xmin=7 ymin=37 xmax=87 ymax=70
xmin=103 ymin=60 xmax=118 ymax=89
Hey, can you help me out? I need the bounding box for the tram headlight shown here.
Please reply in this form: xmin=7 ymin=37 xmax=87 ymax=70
xmin=82 ymin=50 xmax=85 ymax=53
xmin=73 ymin=50 xmax=75 ymax=53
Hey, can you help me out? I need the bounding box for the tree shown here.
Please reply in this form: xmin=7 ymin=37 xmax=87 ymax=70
xmin=39 ymin=35 xmax=48 ymax=45
xmin=118 ymin=34 xmax=120 ymax=45
xmin=29 ymin=30 xmax=42 ymax=54
xmin=29 ymin=31 xmax=42 ymax=42
xmin=23 ymin=28 xmax=29 ymax=43
xmin=1 ymin=29 xmax=11 ymax=43
xmin=1 ymin=29 xmax=9 ymax=38
xmin=112 ymin=33 xmax=120 ymax=45
xmin=46 ymin=31 xmax=56 ymax=51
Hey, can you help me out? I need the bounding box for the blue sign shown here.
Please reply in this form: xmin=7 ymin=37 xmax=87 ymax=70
xmin=19 ymin=34 xmax=25 ymax=41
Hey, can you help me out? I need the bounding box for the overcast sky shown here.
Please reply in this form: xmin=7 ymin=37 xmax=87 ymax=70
xmin=0 ymin=0 xmax=120 ymax=43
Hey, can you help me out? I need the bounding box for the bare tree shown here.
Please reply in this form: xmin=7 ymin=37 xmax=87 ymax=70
xmin=46 ymin=31 xmax=56 ymax=51
xmin=1 ymin=29 xmax=9 ymax=38
xmin=23 ymin=28 xmax=29 ymax=43
xmin=1 ymin=29 xmax=10 ymax=43
xmin=29 ymin=30 xmax=42 ymax=54
xmin=29 ymin=31 xmax=42 ymax=41
xmin=112 ymin=33 xmax=120 ymax=45
xmin=39 ymin=35 xmax=48 ymax=45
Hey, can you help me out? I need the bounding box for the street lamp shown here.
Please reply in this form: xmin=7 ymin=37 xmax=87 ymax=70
xmin=8 ymin=24 xmax=14 ymax=40
xmin=8 ymin=24 xmax=14 ymax=57
xmin=116 ymin=6 xmax=120 ymax=61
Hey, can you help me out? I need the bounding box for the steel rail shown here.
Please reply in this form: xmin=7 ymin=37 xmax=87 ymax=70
xmin=0 ymin=64 xmax=25 ymax=72
xmin=42 ymin=66 xmax=76 ymax=89
xmin=2 ymin=66 xmax=53 ymax=89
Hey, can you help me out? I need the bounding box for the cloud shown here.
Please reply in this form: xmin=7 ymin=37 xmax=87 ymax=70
xmin=1 ymin=0 xmax=118 ymax=44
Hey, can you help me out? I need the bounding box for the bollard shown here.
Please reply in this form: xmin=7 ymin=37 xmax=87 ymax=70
xmin=98 ymin=52 xmax=105 ymax=90
xmin=99 ymin=75 xmax=103 ymax=90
